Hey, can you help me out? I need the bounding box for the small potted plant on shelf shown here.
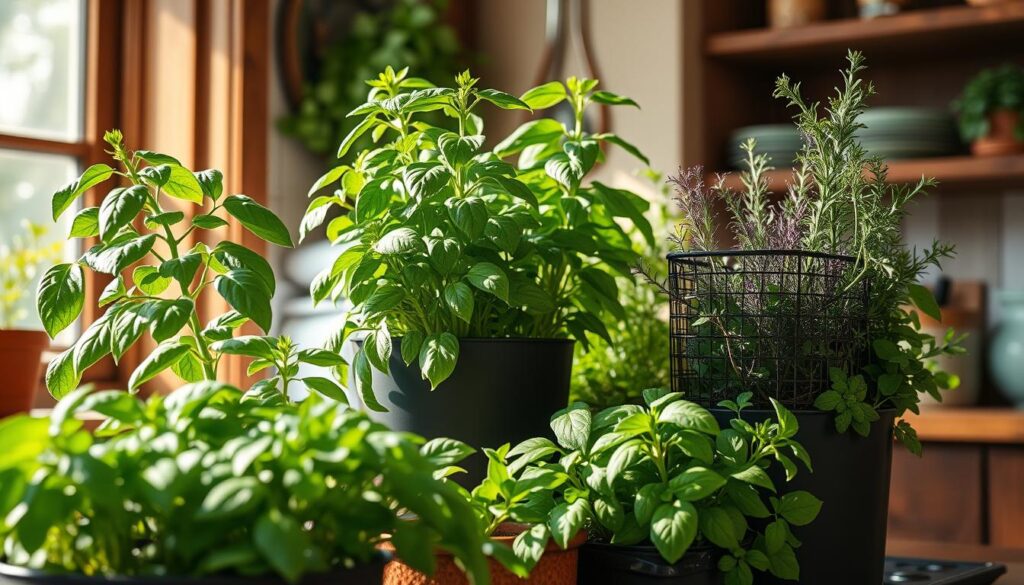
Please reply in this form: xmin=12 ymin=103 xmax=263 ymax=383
xmin=0 ymin=222 xmax=62 ymax=416
xmin=37 ymin=130 xmax=350 ymax=404
xmin=385 ymin=390 xmax=819 ymax=585
xmin=954 ymin=63 xmax=1024 ymax=156
xmin=656 ymin=51 xmax=962 ymax=585
xmin=300 ymin=67 xmax=654 ymax=469
xmin=0 ymin=383 xmax=492 ymax=585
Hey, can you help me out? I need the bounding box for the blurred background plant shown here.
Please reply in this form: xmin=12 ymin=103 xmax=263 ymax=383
xmin=0 ymin=221 xmax=62 ymax=330
xmin=277 ymin=0 xmax=463 ymax=157
xmin=569 ymin=170 xmax=671 ymax=408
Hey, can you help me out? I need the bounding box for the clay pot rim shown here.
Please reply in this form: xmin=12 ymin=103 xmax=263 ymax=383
xmin=380 ymin=523 xmax=587 ymax=557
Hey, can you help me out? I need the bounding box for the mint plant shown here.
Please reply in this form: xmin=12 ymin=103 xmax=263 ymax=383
xmin=36 ymin=131 xmax=345 ymax=404
xmin=302 ymin=67 xmax=654 ymax=409
xmin=0 ymin=384 xmax=490 ymax=583
xmin=468 ymin=390 xmax=820 ymax=584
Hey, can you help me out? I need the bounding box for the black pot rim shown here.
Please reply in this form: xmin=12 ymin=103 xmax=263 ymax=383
xmin=0 ymin=554 xmax=389 ymax=585
xmin=710 ymin=406 xmax=899 ymax=417
xmin=667 ymin=249 xmax=855 ymax=262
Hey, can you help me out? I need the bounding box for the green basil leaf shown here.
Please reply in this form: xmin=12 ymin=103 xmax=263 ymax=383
xmin=353 ymin=349 xmax=386 ymax=412
xmin=254 ymin=510 xmax=309 ymax=583
xmin=162 ymin=164 xmax=204 ymax=203
xmin=400 ymin=332 xmax=424 ymax=366
xmin=307 ymin=165 xmax=346 ymax=197
xmin=45 ymin=348 xmax=81 ymax=400
xmin=149 ymin=299 xmax=194 ymax=342
xmin=650 ymin=501 xmax=698 ymax=564
xmin=192 ymin=214 xmax=229 ymax=230
xmin=98 ymin=275 xmax=126 ymax=307
xmin=493 ymin=119 xmax=565 ymax=158
xmin=212 ymin=241 xmax=275 ymax=296
xmin=52 ymin=163 xmax=114 ymax=220
xmin=444 ymin=282 xmax=475 ymax=324
xmin=699 ymin=506 xmax=738 ymax=550
xmin=520 ymin=81 xmax=566 ymax=110
xmin=907 ymin=283 xmax=942 ymax=321
xmin=301 ymin=377 xmax=349 ymax=404
xmin=776 ymin=491 xmax=823 ymax=526
xmin=68 ymin=207 xmax=100 ymax=238
xmin=669 ymin=466 xmax=727 ymax=502
xmin=550 ymin=402 xmax=592 ymax=452
xmin=418 ymin=333 xmax=459 ymax=390
xmin=195 ymin=169 xmax=224 ymax=200
xmin=73 ymin=310 xmax=114 ymax=372
xmin=197 ymin=477 xmax=266 ymax=521
xmin=223 ymin=195 xmax=293 ymax=247
xmin=211 ymin=335 xmax=275 ymax=359
xmin=128 ymin=342 xmax=191 ymax=392
xmin=657 ymin=400 xmax=720 ymax=435
xmin=159 ymin=253 xmax=203 ymax=289
xmin=36 ymin=263 xmax=85 ymax=338
xmin=466 ymin=262 xmax=509 ymax=303
xmin=592 ymin=90 xmax=640 ymax=108
xmin=363 ymin=284 xmax=406 ymax=314
xmin=438 ymin=133 xmax=485 ymax=167
xmin=354 ymin=177 xmax=393 ymax=221
xmin=133 ymin=265 xmax=171 ymax=296
xmin=477 ymin=88 xmax=531 ymax=111
xmin=81 ymin=233 xmax=157 ymax=275
xmin=215 ymin=269 xmax=273 ymax=332
xmin=547 ymin=498 xmax=590 ymax=548
xmin=98 ymin=185 xmax=147 ymax=241
xmin=375 ymin=227 xmax=420 ymax=254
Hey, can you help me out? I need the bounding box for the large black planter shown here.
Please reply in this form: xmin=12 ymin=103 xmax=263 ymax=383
xmin=0 ymin=556 xmax=387 ymax=585
xmin=358 ymin=337 xmax=574 ymax=481
xmin=577 ymin=542 xmax=721 ymax=584
xmin=713 ymin=409 xmax=896 ymax=585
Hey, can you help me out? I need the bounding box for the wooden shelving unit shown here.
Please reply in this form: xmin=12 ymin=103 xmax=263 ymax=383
xmin=908 ymin=407 xmax=1024 ymax=444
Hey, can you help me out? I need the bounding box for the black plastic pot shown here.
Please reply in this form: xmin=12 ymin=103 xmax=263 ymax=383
xmin=577 ymin=542 xmax=722 ymax=584
xmin=0 ymin=556 xmax=387 ymax=585
xmin=713 ymin=408 xmax=896 ymax=585
xmin=358 ymin=337 xmax=574 ymax=481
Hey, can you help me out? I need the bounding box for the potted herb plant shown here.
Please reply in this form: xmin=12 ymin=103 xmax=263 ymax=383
xmin=660 ymin=51 xmax=961 ymax=585
xmin=0 ymin=222 xmax=62 ymax=416
xmin=301 ymin=67 xmax=654 ymax=468
xmin=385 ymin=390 xmax=819 ymax=585
xmin=954 ymin=63 xmax=1024 ymax=156
xmin=0 ymin=383 xmax=492 ymax=585
xmin=37 ymin=130 xmax=349 ymax=404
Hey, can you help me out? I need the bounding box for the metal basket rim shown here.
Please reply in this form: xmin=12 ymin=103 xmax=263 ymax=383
xmin=666 ymin=249 xmax=856 ymax=262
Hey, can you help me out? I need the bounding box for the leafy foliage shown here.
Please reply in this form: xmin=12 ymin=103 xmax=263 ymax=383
xmin=665 ymin=52 xmax=963 ymax=452
xmin=953 ymin=63 xmax=1024 ymax=142
xmin=466 ymin=391 xmax=819 ymax=584
xmin=1 ymin=222 xmax=62 ymax=330
xmin=36 ymin=131 xmax=346 ymax=403
xmin=0 ymin=384 xmax=491 ymax=584
xmin=277 ymin=0 xmax=462 ymax=156
xmin=303 ymin=69 xmax=653 ymax=407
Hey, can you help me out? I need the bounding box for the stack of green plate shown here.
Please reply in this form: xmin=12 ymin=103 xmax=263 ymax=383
xmin=728 ymin=124 xmax=803 ymax=169
xmin=854 ymin=107 xmax=961 ymax=160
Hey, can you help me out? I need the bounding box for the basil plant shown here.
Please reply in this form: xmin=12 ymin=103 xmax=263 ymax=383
xmin=302 ymin=67 xmax=655 ymax=410
xmin=37 ymin=131 xmax=347 ymax=404
xmin=470 ymin=390 xmax=821 ymax=585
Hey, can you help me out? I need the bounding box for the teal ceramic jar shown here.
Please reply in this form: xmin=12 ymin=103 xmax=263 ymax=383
xmin=990 ymin=291 xmax=1024 ymax=406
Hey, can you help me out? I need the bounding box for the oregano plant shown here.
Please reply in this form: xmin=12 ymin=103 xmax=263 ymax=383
xmin=36 ymin=130 xmax=347 ymax=403
xmin=302 ymin=67 xmax=655 ymax=410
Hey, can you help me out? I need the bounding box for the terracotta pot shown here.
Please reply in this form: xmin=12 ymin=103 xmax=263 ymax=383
xmin=972 ymin=109 xmax=1024 ymax=156
xmin=768 ymin=0 xmax=826 ymax=28
xmin=0 ymin=329 xmax=48 ymax=417
xmin=383 ymin=525 xmax=586 ymax=585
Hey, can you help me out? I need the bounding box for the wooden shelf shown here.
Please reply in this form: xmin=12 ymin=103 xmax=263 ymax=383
xmin=706 ymin=3 xmax=1024 ymax=64
xmin=907 ymin=407 xmax=1024 ymax=444
xmin=713 ymin=154 xmax=1024 ymax=192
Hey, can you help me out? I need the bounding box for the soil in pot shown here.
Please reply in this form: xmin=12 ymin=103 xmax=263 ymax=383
xmin=972 ymin=109 xmax=1024 ymax=156
xmin=358 ymin=337 xmax=574 ymax=483
xmin=713 ymin=408 xmax=896 ymax=585
xmin=382 ymin=524 xmax=585 ymax=585
xmin=0 ymin=330 xmax=49 ymax=417
xmin=577 ymin=542 xmax=721 ymax=585
xmin=0 ymin=555 xmax=387 ymax=585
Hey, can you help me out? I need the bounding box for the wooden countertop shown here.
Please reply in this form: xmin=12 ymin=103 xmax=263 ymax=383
xmin=889 ymin=540 xmax=1024 ymax=584
xmin=907 ymin=408 xmax=1024 ymax=444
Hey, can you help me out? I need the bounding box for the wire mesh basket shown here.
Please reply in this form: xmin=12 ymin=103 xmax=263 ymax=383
xmin=668 ymin=250 xmax=870 ymax=409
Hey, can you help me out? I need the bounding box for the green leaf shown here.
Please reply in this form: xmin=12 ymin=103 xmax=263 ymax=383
xmin=513 ymin=523 xmax=550 ymax=571
xmin=36 ymin=263 xmax=85 ymax=338
xmin=195 ymin=169 xmax=224 ymax=200
xmin=375 ymin=227 xmax=420 ymax=254
xmin=98 ymin=186 xmax=147 ymax=241
xmin=136 ymin=150 xmax=181 ymax=166
xmin=81 ymin=233 xmax=157 ymax=274
xmin=149 ymin=299 xmax=194 ymax=342
xmin=725 ymin=482 xmax=770 ymax=518
xmin=363 ymin=284 xmax=406 ymax=314
xmin=466 ymin=262 xmax=509 ymax=303
xmin=418 ymin=333 xmax=459 ymax=389
xmin=307 ymin=165 xmax=346 ymax=197
xmin=223 ymin=195 xmax=294 ymax=247
xmin=111 ymin=303 xmax=151 ymax=362
xmin=448 ymin=196 xmax=489 ymax=239
xmin=353 ymin=349 xmax=386 ymax=412
xmin=765 ymin=519 xmax=787 ymax=553
xmin=651 ymin=501 xmax=698 ymax=564
xmin=45 ymin=349 xmax=81 ymax=400
xmin=197 ymin=477 xmax=265 ymax=521
xmin=550 ymin=402 xmax=592 ymax=451
xmin=477 ymin=88 xmax=531 ymax=111
xmin=545 ymin=153 xmax=583 ymax=189
xmin=598 ymin=133 xmax=651 ymax=166
xmin=213 ymin=241 xmax=276 ymax=296
xmin=162 ymin=164 xmax=204 ymax=203
xmin=731 ymin=464 xmax=775 ymax=492
xmin=364 ymin=325 xmax=393 ymax=372
xmin=494 ymin=119 xmax=565 ymax=158
xmin=908 ymin=283 xmax=942 ymax=321
xmin=438 ymin=133 xmax=485 ymax=167
xmin=68 ymin=207 xmax=100 ymax=238
xmin=771 ymin=399 xmax=799 ymax=439
xmin=548 ymin=498 xmax=589 ymax=548
xmin=145 ymin=210 xmax=185 ymax=229
xmin=355 ymin=177 xmax=393 ymax=221
xmin=520 ymin=81 xmax=567 ymax=110
xmin=254 ymin=510 xmax=309 ymax=583
xmin=299 ymin=196 xmax=335 ymax=241
xmin=52 ymin=163 xmax=114 ymax=220
xmin=700 ymin=506 xmax=739 ymax=549
xmin=192 ymin=213 xmax=229 ymax=230
xmin=159 ymin=253 xmax=203 ymax=289
xmin=133 ymin=265 xmax=171 ymax=295
xmin=337 ymin=115 xmax=377 ymax=158
xmin=813 ymin=390 xmax=842 ymax=411
xmin=211 ymin=335 xmax=275 ymax=359
xmin=301 ymin=377 xmax=348 ymax=404
xmin=669 ymin=466 xmax=727 ymax=501
xmin=591 ymin=181 xmax=655 ymax=245
xmin=400 ymin=332 xmax=424 ymax=366
xmin=128 ymin=342 xmax=191 ymax=392
xmin=592 ymin=90 xmax=640 ymax=108
xmin=873 ymin=339 xmax=905 ymax=363
xmin=658 ymin=400 xmax=720 ymax=435
xmin=0 ymin=417 xmax=49 ymax=470
xmin=296 ymin=348 xmax=345 ymax=367
xmin=444 ymin=282 xmax=475 ymax=323
xmin=215 ymin=269 xmax=273 ymax=332
xmin=73 ymin=310 xmax=113 ymax=371
xmin=98 ymin=275 xmax=126 ymax=306
xmin=607 ymin=441 xmax=645 ymax=484
xmin=776 ymin=491 xmax=823 ymax=526
xmin=768 ymin=543 xmax=800 ymax=580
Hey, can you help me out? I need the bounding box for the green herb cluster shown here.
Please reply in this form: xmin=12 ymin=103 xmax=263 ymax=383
xmin=668 ymin=52 xmax=963 ymax=453
xmin=1 ymin=222 xmax=62 ymax=329
xmin=302 ymin=68 xmax=654 ymax=409
xmin=953 ymin=63 xmax=1024 ymax=143
xmin=278 ymin=0 xmax=462 ymax=156
xmin=465 ymin=390 xmax=820 ymax=585
xmin=0 ymin=384 xmax=490 ymax=583
xmin=36 ymin=131 xmax=347 ymax=404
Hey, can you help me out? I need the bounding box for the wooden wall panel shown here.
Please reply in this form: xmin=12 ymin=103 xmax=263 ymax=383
xmin=888 ymin=444 xmax=984 ymax=544
xmin=989 ymin=447 xmax=1024 ymax=547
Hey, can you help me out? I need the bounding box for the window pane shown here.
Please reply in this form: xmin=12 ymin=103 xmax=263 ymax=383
xmin=0 ymin=0 xmax=86 ymax=141
xmin=0 ymin=149 xmax=78 ymax=335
